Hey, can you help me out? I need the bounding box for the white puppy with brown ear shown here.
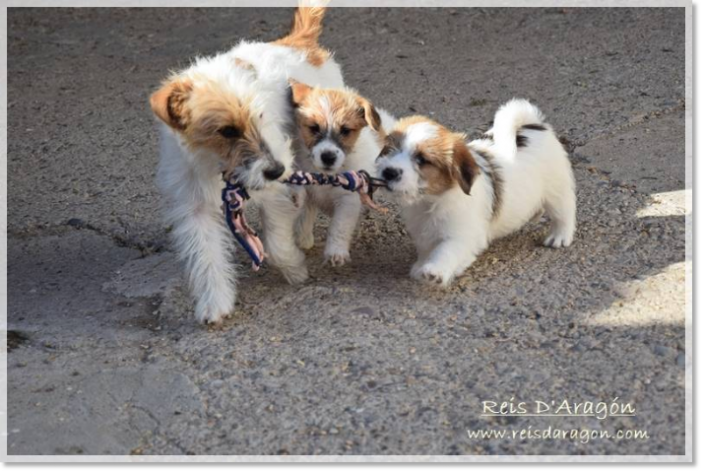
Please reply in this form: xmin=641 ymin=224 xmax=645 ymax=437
xmin=376 ymin=99 xmax=576 ymax=285
xmin=288 ymin=82 xmax=386 ymax=266
xmin=150 ymin=6 xmax=345 ymax=324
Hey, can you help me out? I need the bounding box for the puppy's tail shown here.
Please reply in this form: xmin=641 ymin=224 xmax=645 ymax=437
xmin=274 ymin=1 xmax=330 ymax=61
xmin=490 ymin=98 xmax=546 ymax=158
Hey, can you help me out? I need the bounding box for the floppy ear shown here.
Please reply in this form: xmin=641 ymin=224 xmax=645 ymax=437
xmin=288 ymin=79 xmax=312 ymax=108
xmin=453 ymin=138 xmax=481 ymax=195
xmin=357 ymin=97 xmax=382 ymax=131
xmin=149 ymin=79 xmax=192 ymax=130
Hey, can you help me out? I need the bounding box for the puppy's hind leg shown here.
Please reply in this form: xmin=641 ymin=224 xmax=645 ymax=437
xmin=543 ymin=179 xmax=576 ymax=248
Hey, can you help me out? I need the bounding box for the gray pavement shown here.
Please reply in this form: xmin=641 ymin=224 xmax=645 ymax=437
xmin=6 ymin=7 xmax=687 ymax=456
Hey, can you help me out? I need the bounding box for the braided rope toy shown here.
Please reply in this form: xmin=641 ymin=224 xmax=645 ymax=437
xmin=221 ymin=179 xmax=267 ymax=270
xmin=222 ymin=170 xmax=387 ymax=271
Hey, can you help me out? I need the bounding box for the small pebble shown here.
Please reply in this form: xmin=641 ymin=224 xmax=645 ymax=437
xmin=676 ymin=353 xmax=686 ymax=368
xmin=652 ymin=345 xmax=677 ymax=358
xmin=66 ymin=218 xmax=85 ymax=228
xmin=210 ymin=380 xmax=224 ymax=388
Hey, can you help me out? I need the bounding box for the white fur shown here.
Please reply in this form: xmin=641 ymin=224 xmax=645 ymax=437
xmin=404 ymin=121 xmax=438 ymax=148
xmin=377 ymin=99 xmax=576 ymax=286
xmin=156 ymin=39 xmax=345 ymax=324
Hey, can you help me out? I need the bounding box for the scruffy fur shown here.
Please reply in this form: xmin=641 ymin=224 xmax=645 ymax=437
xmin=289 ymin=82 xmax=385 ymax=265
xmin=376 ymin=99 xmax=576 ymax=286
xmin=150 ymin=4 xmax=344 ymax=324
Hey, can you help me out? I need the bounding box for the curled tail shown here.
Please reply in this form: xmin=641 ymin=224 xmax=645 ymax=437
xmin=490 ymin=98 xmax=547 ymax=158
xmin=273 ymin=2 xmax=330 ymax=66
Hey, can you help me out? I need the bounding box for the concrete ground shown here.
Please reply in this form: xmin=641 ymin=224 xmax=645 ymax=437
xmin=6 ymin=7 xmax=687 ymax=456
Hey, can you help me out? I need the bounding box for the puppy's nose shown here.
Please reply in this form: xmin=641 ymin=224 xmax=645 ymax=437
xmin=382 ymin=167 xmax=402 ymax=182
xmin=263 ymin=162 xmax=285 ymax=181
xmin=321 ymin=151 xmax=337 ymax=167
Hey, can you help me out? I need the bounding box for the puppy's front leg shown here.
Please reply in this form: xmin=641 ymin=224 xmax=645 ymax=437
xmin=259 ymin=187 xmax=309 ymax=284
xmin=324 ymin=193 xmax=361 ymax=267
xmin=159 ymin=165 xmax=236 ymax=325
xmin=413 ymin=239 xmax=478 ymax=286
xmin=295 ymin=194 xmax=318 ymax=250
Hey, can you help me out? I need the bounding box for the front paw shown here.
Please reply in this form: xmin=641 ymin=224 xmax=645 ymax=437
xmin=543 ymin=229 xmax=574 ymax=248
xmin=280 ymin=265 xmax=309 ymax=285
xmin=412 ymin=263 xmax=453 ymax=286
xmin=195 ymin=301 xmax=232 ymax=327
xmin=324 ymin=248 xmax=351 ymax=267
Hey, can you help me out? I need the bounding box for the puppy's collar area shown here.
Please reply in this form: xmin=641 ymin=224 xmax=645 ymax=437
xmin=221 ymin=170 xmax=388 ymax=271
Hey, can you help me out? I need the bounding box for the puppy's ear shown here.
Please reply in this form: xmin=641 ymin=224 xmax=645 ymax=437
xmin=453 ymin=137 xmax=480 ymax=195
xmin=289 ymin=79 xmax=312 ymax=108
xmin=149 ymin=79 xmax=192 ymax=130
xmin=234 ymin=57 xmax=257 ymax=75
xmin=357 ymin=97 xmax=382 ymax=131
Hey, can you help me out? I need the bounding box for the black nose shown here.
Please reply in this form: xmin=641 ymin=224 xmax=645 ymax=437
xmin=382 ymin=167 xmax=402 ymax=182
xmin=321 ymin=151 xmax=337 ymax=167
xmin=263 ymin=162 xmax=285 ymax=181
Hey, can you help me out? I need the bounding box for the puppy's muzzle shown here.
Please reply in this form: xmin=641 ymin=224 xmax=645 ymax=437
xmin=382 ymin=167 xmax=402 ymax=182
xmin=321 ymin=151 xmax=337 ymax=168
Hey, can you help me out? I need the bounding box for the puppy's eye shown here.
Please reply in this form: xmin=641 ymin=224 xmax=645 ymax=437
xmin=218 ymin=126 xmax=241 ymax=139
xmin=379 ymin=145 xmax=393 ymax=157
xmin=308 ymin=124 xmax=321 ymax=134
xmin=340 ymin=125 xmax=352 ymax=136
xmin=415 ymin=152 xmax=428 ymax=166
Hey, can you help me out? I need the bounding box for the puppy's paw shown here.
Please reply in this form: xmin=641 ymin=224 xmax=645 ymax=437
xmin=195 ymin=304 xmax=231 ymax=327
xmin=413 ymin=263 xmax=453 ymax=287
xmin=280 ymin=265 xmax=309 ymax=285
xmin=410 ymin=260 xmax=426 ymax=280
xmin=324 ymin=249 xmax=351 ymax=267
xmin=296 ymin=231 xmax=315 ymax=250
xmin=543 ymin=230 xmax=574 ymax=248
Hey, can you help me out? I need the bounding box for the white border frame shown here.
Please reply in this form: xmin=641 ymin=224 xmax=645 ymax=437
xmin=0 ymin=0 xmax=693 ymax=463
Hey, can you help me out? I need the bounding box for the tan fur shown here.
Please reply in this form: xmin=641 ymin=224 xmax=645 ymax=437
xmin=150 ymin=78 xmax=193 ymax=130
xmin=385 ymin=116 xmax=480 ymax=195
xmin=357 ymin=96 xmax=382 ymax=132
xmin=289 ymin=81 xmax=380 ymax=152
xmin=150 ymin=77 xmax=265 ymax=172
xmin=290 ymin=80 xmax=313 ymax=105
xmin=272 ymin=6 xmax=330 ymax=67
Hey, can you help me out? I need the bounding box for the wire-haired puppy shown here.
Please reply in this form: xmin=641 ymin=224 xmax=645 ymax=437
xmin=376 ymin=99 xmax=576 ymax=285
xmin=289 ymin=81 xmax=386 ymax=265
xmin=150 ymin=5 xmax=345 ymax=324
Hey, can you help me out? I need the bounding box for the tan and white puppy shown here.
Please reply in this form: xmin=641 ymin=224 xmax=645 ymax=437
xmin=289 ymin=82 xmax=386 ymax=265
xmin=150 ymin=5 xmax=346 ymax=324
xmin=376 ymin=99 xmax=576 ymax=285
